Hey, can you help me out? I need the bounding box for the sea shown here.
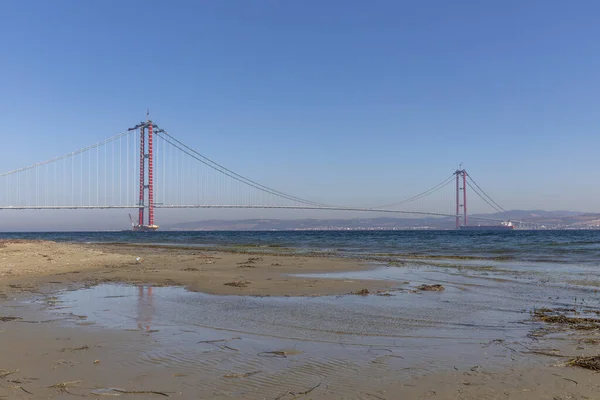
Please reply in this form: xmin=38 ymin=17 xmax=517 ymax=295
xmin=1 ymin=229 xmax=599 ymax=265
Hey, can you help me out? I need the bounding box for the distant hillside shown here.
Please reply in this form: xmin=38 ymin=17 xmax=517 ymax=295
xmin=162 ymin=217 xmax=454 ymax=231
xmin=472 ymin=210 xmax=584 ymax=220
xmin=161 ymin=210 xmax=600 ymax=231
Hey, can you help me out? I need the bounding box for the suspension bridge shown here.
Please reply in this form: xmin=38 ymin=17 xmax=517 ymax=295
xmin=0 ymin=119 xmax=512 ymax=230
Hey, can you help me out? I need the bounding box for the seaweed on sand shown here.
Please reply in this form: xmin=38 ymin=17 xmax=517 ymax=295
xmin=567 ymin=355 xmax=600 ymax=371
xmin=532 ymin=308 xmax=600 ymax=331
xmin=417 ymin=284 xmax=445 ymax=292
xmin=49 ymin=380 xmax=83 ymax=396
xmin=0 ymin=316 xmax=21 ymax=322
xmin=224 ymin=280 xmax=250 ymax=288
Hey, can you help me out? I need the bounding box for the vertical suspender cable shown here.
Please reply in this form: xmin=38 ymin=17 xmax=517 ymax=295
xmin=121 ymin=135 xmax=124 ymax=206
xmin=88 ymin=146 xmax=91 ymax=205
xmin=127 ymin=130 xmax=129 ymax=206
xmin=111 ymin=140 xmax=114 ymax=205
xmin=163 ymin=136 xmax=166 ymax=205
xmin=104 ymin=142 xmax=107 ymax=205
xmin=96 ymin=147 xmax=99 ymax=206
xmin=71 ymin=156 xmax=74 ymax=205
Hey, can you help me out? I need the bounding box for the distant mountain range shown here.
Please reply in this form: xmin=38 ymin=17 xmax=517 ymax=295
xmin=161 ymin=210 xmax=600 ymax=231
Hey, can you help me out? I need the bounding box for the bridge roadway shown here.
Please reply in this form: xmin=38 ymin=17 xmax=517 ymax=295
xmin=0 ymin=204 xmax=511 ymax=223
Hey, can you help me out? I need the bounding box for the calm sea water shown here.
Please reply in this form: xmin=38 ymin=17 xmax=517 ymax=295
xmin=1 ymin=230 xmax=600 ymax=265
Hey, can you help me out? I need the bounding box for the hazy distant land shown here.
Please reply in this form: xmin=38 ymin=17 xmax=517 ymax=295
xmin=161 ymin=210 xmax=600 ymax=231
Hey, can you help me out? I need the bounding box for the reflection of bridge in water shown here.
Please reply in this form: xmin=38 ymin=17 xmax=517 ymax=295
xmin=136 ymin=286 xmax=154 ymax=332
xmin=0 ymin=118 xmax=518 ymax=229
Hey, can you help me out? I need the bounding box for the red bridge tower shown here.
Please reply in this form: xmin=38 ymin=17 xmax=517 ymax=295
xmin=455 ymin=169 xmax=467 ymax=228
xmin=132 ymin=118 xmax=158 ymax=231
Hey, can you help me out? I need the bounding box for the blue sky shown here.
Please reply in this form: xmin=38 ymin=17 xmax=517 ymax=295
xmin=1 ymin=1 xmax=600 ymax=227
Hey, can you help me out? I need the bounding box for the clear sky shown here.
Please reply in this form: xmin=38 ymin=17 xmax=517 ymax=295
xmin=1 ymin=1 xmax=600 ymax=229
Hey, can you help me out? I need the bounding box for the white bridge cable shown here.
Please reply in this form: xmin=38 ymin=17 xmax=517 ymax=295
xmin=154 ymin=129 xmax=328 ymax=207
xmin=0 ymin=122 xmax=514 ymax=222
xmin=0 ymin=130 xmax=133 ymax=178
xmin=155 ymin=128 xmax=329 ymax=207
xmin=466 ymin=174 xmax=505 ymax=212
xmin=466 ymin=180 xmax=503 ymax=213
xmin=373 ymin=174 xmax=456 ymax=209
xmin=0 ymin=129 xmax=139 ymax=208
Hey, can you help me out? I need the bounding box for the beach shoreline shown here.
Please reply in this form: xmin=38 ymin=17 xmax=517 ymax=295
xmin=1 ymin=240 xmax=599 ymax=399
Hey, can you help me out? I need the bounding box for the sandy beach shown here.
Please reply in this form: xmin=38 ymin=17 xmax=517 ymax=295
xmin=1 ymin=240 xmax=599 ymax=399
xmin=0 ymin=240 xmax=397 ymax=297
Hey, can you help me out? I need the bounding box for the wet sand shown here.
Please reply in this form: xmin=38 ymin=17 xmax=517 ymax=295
xmin=1 ymin=240 xmax=600 ymax=399
xmin=1 ymin=313 xmax=599 ymax=399
xmin=0 ymin=240 xmax=396 ymax=297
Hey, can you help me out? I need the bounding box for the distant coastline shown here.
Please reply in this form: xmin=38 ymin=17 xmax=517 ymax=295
xmin=160 ymin=211 xmax=600 ymax=231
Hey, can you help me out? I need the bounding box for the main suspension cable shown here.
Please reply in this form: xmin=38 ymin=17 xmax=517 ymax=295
xmin=155 ymin=131 xmax=327 ymax=207
xmin=466 ymin=180 xmax=503 ymax=213
xmin=0 ymin=130 xmax=132 ymax=178
xmin=466 ymin=173 xmax=505 ymax=212
xmin=374 ymin=174 xmax=455 ymax=209
xmin=154 ymin=127 xmax=328 ymax=207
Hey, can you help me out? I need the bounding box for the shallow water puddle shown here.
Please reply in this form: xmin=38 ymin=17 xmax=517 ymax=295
xmin=49 ymin=283 xmax=524 ymax=356
xmin=34 ymin=279 xmax=600 ymax=397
